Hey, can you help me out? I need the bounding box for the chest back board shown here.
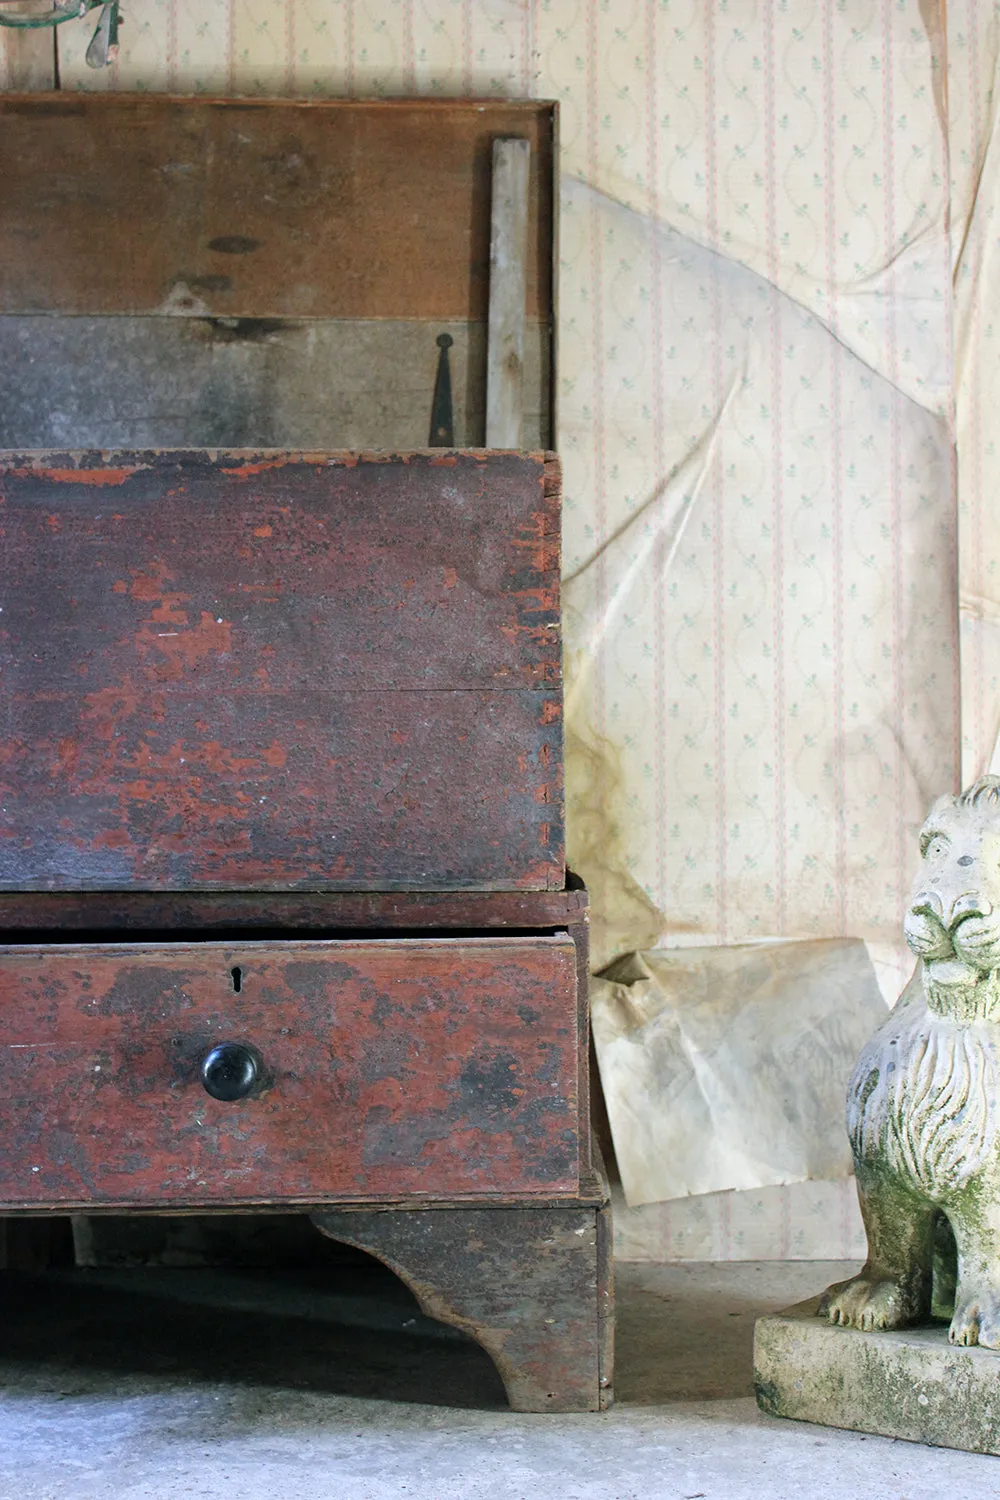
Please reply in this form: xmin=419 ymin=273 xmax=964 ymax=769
xmin=0 ymin=95 xmax=556 ymax=452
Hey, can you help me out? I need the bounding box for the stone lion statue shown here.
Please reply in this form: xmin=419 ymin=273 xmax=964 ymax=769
xmin=821 ymin=775 xmax=1000 ymax=1347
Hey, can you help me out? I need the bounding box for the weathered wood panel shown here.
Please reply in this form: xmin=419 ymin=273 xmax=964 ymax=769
xmin=314 ymin=1200 xmax=613 ymax=1411
xmin=0 ymin=316 xmax=551 ymax=452
xmin=486 ymin=139 xmax=530 ymax=448
xmin=0 ymin=96 xmax=554 ymax=322
xmin=0 ymin=936 xmax=579 ymax=1208
xmin=0 ymin=449 xmax=564 ymax=891
xmin=0 ymin=883 xmax=588 ymax=933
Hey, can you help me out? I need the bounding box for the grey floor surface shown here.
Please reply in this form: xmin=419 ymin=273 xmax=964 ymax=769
xmin=1 ymin=1257 xmax=999 ymax=1500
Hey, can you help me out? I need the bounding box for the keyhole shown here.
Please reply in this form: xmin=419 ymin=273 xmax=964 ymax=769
xmin=231 ymin=965 xmax=243 ymax=993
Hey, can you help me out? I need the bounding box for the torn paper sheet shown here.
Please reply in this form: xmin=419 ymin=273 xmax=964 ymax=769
xmin=592 ymin=939 xmax=888 ymax=1208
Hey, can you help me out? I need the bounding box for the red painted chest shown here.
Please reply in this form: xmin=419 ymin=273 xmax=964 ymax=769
xmin=0 ymin=447 xmax=610 ymax=1413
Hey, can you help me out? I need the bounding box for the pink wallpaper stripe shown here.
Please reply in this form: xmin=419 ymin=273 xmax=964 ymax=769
xmin=967 ymin=0 xmax=986 ymax=773
xmin=883 ymin=4 xmax=906 ymax=921
xmin=587 ymin=0 xmax=608 ymax=760
xmin=705 ymin=6 xmax=727 ymax=941
xmin=764 ymin=0 xmax=786 ymax=937
xmin=461 ymin=0 xmax=471 ymax=95
xmin=824 ymin=4 xmax=846 ymax=936
xmin=402 ymin=0 xmax=414 ymax=93
xmin=285 ymin=0 xmax=296 ymax=93
xmin=167 ymin=0 xmax=178 ymax=91
xmin=647 ymin=0 xmax=667 ymax=917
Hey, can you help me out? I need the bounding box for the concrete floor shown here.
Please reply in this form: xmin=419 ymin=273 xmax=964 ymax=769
xmin=1 ymin=1258 xmax=999 ymax=1500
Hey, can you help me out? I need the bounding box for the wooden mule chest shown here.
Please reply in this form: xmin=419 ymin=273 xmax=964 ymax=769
xmin=0 ymin=447 xmax=612 ymax=1412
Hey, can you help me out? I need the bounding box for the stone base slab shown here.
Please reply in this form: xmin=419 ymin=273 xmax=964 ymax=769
xmin=755 ymin=1297 xmax=1000 ymax=1455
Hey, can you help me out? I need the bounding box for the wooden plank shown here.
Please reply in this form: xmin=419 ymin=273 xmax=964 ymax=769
xmin=0 ymin=884 xmax=589 ymax=933
xmin=0 ymin=449 xmax=564 ymax=892
xmin=3 ymin=4 xmax=57 ymax=91
xmin=314 ymin=1202 xmax=611 ymax=1411
xmin=486 ymin=139 xmax=531 ymax=448
xmin=0 ymin=97 xmax=555 ymax=321
xmin=0 ymin=936 xmax=580 ymax=1208
xmin=0 ymin=315 xmax=552 ymax=451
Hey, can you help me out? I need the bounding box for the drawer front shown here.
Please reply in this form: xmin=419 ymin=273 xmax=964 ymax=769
xmin=0 ymin=937 xmax=578 ymax=1208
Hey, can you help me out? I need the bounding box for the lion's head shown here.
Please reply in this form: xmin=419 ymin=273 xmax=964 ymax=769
xmin=906 ymin=776 xmax=1000 ymax=1014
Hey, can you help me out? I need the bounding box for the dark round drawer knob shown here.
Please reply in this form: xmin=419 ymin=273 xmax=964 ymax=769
xmin=200 ymin=1041 xmax=262 ymax=1102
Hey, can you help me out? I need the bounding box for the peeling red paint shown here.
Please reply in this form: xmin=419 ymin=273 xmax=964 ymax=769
xmin=92 ymin=828 xmax=134 ymax=850
xmin=80 ymin=680 xmax=143 ymax=738
xmin=221 ymin=459 xmax=292 ymax=479
xmin=129 ymin=562 xmax=182 ymax=602
xmin=0 ymin=937 xmax=578 ymax=1207
xmin=30 ymin=468 xmax=140 ymax=487
xmin=136 ymin=611 xmax=232 ymax=678
xmin=0 ymin=450 xmax=563 ymax=891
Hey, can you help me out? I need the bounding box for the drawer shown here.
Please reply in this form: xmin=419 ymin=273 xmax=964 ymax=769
xmin=0 ymin=936 xmax=579 ymax=1208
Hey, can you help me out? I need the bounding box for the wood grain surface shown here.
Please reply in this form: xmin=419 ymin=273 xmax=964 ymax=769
xmin=0 ymin=449 xmax=564 ymax=891
xmin=314 ymin=1199 xmax=613 ymax=1411
xmin=0 ymin=883 xmax=587 ymax=933
xmin=0 ymin=316 xmax=552 ymax=452
xmin=0 ymin=936 xmax=579 ymax=1208
xmin=0 ymin=96 xmax=554 ymax=321
xmin=486 ymin=138 xmax=531 ymax=448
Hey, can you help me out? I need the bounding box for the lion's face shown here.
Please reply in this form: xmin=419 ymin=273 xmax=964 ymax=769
xmin=906 ymin=779 xmax=1000 ymax=985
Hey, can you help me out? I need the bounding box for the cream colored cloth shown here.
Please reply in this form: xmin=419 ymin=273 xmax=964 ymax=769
xmin=592 ymin=939 xmax=888 ymax=1207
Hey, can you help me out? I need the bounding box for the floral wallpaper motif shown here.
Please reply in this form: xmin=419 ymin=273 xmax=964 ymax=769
xmin=5 ymin=0 xmax=996 ymax=1258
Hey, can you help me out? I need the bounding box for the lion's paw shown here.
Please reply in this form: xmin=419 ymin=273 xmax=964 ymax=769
xmin=820 ymin=1275 xmax=919 ymax=1331
xmin=949 ymin=1291 xmax=1000 ymax=1348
